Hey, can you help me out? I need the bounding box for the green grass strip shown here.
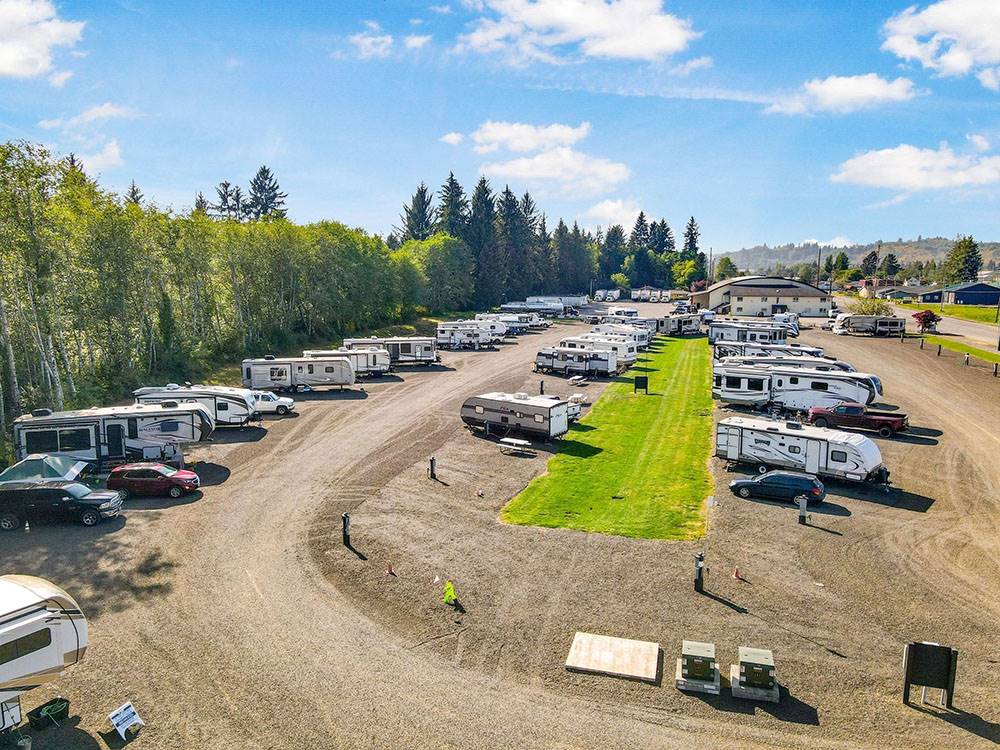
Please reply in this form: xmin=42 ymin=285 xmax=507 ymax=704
xmin=923 ymin=335 xmax=1000 ymax=364
xmin=501 ymin=336 xmax=713 ymax=540
xmin=895 ymin=302 xmax=999 ymax=325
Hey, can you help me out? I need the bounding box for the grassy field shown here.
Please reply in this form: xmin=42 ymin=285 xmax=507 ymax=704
xmin=895 ymin=301 xmax=999 ymax=325
xmin=924 ymin=335 xmax=1000 ymax=364
xmin=501 ymin=336 xmax=713 ymax=540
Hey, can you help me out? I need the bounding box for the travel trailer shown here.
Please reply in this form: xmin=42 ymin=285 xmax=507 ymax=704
xmin=833 ymin=314 xmax=906 ymax=336
xmin=772 ymin=312 xmax=800 ymax=334
xmin=527 ymin=294 xmax=588 ymax=308
xmin=460 ymin=392 xmax=570 ymax=439
xmin=500 ymin=300 xmax=564 ymax=317
xmin=716 ymin=417 xmax=888 ymax=484
xmin=534 ymin=347 xmax=618 ymax=376
xmin=0 ymin=575 xmax=89 ymax=731
xmin=593 ymin=289 xmax=608 ymax=302
xmin=708 ymin=321 xmax=789 ymax=344
xmin=712 ymin=341 xmax=826 ymax=360
xmin=720 ymin=355 xmax=856 ymax=373
xmin=606 ymin=289 xmax=621 ymax=301
xmin=475 ymin=313 xmax=528 ymax=334
xmin=591 ymin=323 xmax=650 ymax=348
xmin=437 ymin=320 xmax=506 ymax=344
xmin=639 ymin=288 xmax=651 ymax=301
xmin=630 ymin=289 xmax=641 ymax=301
xmin=241 ymin=356 xmax=356 ymax=391
xmin=13 ymin=403 xmax=214 ymax=467
xmin=659 ymin=314 xmax=702 ymax=335
xmin=712 ymin=364 xmax=878 ymax=410
xmin=560 ymin=334 xmax=637 ymax=364
xmin=436 ymin=326 xmax=488 ymax=350
xmin=649 ymin=290 xmax=662 ymax=303
xmin=343 ymin=336 xmax=437 ymax=366
xmin=608 ymin=306 xmax=638 ymax=318
xmin=133 ymin=383 xmax=257 ymax=426
xmin=302 ymin=347 xmax=392 ymax=377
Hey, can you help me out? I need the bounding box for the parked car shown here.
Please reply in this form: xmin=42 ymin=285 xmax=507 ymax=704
xmin=0 ymin=480 xmax=123 ymax=530
xmin=251 ymin=390 xmax=296 ymax=416
xmin=807 ymin=403 xmax=908 ymax=438
xmin=728 ymin=471 xmax=825 ymax=504
xmin=107 ymin=462 xmax=200 ymax=499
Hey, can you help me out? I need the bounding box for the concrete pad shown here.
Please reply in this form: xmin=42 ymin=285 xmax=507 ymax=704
xmin=729 ymin=665 xmax=780 ymax=703
xmin=565 ymin=632 xmax=660 ymax=683
xmin=675 ymin=659 xmax=721 ymax=694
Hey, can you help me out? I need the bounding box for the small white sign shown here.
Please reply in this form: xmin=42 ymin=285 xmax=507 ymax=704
xmin=108 ymin=702 xmax=144 ymax=741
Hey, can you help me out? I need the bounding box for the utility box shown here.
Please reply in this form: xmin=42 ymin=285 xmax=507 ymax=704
xmin=739 ymin=647 xmax=775 ymax=690
xmin=682 ymin=641 xmax=716 ymax=681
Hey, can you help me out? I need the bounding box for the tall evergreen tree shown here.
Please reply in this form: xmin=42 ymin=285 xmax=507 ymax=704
xmin=247 ymin=165 xmax=287 ymax=219
xmin=879 ymin=252 xmax=901 ymax=278
xmin=398 ymin=182 xmax=435 ymax=242
xmin=860 ymin=250 xmax=879 ymax=276
xmin=519 ymin=191 xmax=546 ymax=294
xmin=213 ymin=181 xmax=235 ymax=219
xmin=834 ymin=251 xmax=850 ymax=271
xmin=467 ymin=177 xmax=503 ymax=306
xmin=598 ymin=224 xmax=627 ymax=283
xmin=682 ymin=216 xmax=700 ymax=260
xmin=126 ymin=180 xmax=143 ymax=205
xmin=943 ymin=235 xmax=982 ymax=283
xmin=231 ymin=186 xmax=249 ymax=222
xmin=435 ymin=172 xmax=469 ymax=239
xmin=628 ymin=212 xmax=650 ymax=250
xmin=495 ymin=186 xmax=528 ymax=300
xmin=193 ymin=192 xmax=209 ymax=213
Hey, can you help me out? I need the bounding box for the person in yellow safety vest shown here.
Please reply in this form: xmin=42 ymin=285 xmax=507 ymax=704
xmin=442 ymin=580 xmax=456 ymax=605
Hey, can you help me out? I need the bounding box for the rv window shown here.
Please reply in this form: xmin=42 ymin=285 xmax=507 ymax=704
xmin=0 ymin=627 xmax=52 ymax=666
xmin=128 ymin=418 xmax=138 ymax=439
xmin=270 ymin=368 xmax=284 ymax=379
xmin=534 ymin=414 xmax=544 ymax=423
xmin=736 ymin=307 xmax=743 ymax=313
xmin=423 ymin=346 xmax=431 ymax=352
xmin=58 ymin=428 xmax=92 ymax=451
xmin=714 ymin=375 xmax=722 ymax=387
xmin=788 ymin=445 xmax=801 ymax=454
xmin=830 ymin=450 xmax=847 ymax=463
xmin=24 ymin=429 xmax=59 ymax=454
xmin=736 ymin=296 xmax=743 ymax=301
xmin=325 ymin=366 xmax=336 ymax=373
xmin=747 ymin=378 xmax=765 ymax=391
xmin=790 ymin=377 xmax=799 ymax=384
xmin=245 ymin=368 xmax=251 ymax=379
xmin=160 ymin=420 xmax=180 ymax=433
xmin=810 ymin=381 xmax=829 ymax=391
xmin=725 ymin=376 xmax=742 ymax=389
xmin=475 ymin=406 xmax=484 ymax=414
xmin=401 ymin=343 xmax=412 ymax=353
xmin=217 ymin=402 xmax=229 ymax=411
xmin=308 ymin=364 xmax=315 ymax=374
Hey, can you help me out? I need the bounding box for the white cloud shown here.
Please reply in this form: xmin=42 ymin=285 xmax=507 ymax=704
xmin=0 ymin=0 xmax=84 ymax=78
xmin=967 ymin=132 xmax=990 ymax=152
xmin=584 ymin=198 xmax=640 ymax=228
xmin=405 ymin=34 xmax=432 ymax=49
xmin=409 ymin=18 xmax=425 ymax=25
xmin=767 ymin=74 xmax=918 ymax=115
xmin=47 ymin=69 xmax=72 ymax=87
xmin=471 ymin=120 xmax=590 ymax=153
xmin=350 ymin=24 xmax=393 ymax=59
xmin=670 ymin=55 xmax=712 ymax=76
xmin=801 ymin=236 xmax=853 ymax=248
xmin=882 ymin=0 xmax=1000 ymax=90
xmin=429 ymin=4 xmax=452 ymax=13
xmin=440 ymin=131 xmax=464 ymax=145
xmin=456 ymin=0 xmax=700 ymax=64
xmin=865 ymin=193 xmax=911 ymax=209
xmin=79 ymin=139 xmax=122 ymax=172
xmin=831 ymin=141 xmax=1000 ymax=191
xmin=224 ymin=56 xmax=242 ymax=70
xmin=39 ymin=101 xmax=138 ymax=130
xmin=482 ymin=146 xmax=629 ymax=194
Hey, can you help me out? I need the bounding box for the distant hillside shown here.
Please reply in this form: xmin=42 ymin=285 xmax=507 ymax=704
xmin=722 ymin=237 xmax=1000 ymax=273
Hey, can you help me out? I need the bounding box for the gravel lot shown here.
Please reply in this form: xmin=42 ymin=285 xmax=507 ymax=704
xmin=3 ymin=305 xmax=998 ymax=749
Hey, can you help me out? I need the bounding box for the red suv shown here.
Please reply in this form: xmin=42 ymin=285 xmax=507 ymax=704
xmin=107 ymin=463 xmax=200 ymax=499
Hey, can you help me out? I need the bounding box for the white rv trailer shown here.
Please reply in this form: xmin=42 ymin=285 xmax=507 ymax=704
xmin=716 ymin=417 xmax=888 ymax=483
xmin=630 ymin=289 xmax=641 ymax=301
xmin=712 ymin=364 xmax=878 ymax=410
xmin=772 ymin=312 xmax=800 ymax=334
xmin=833 ymin=314 xmax=906 ymax=337
xmin=528 ymin=295 xmax=588 ymax=307
xmin=437 ymin=320 xmax=505 ymax=344
xmin=606 ymin=289 xmax=621 ymax=301
xmin=659 ymin=314 xmax=702 ymax=335
xmin=591 ymin=323 xmax=650 ymax=348
xmin=13 ymin=403 xmax=214 ymax=467
xmin=724 ymin=318 xmax=799 ymax=338
xmin=534 ymin=347 xmax=618 ymax=376
xmin=720 ymin=355 xmax=856 ymax=373
xmin=639 ymin=288 xmax=651 ymax=301
xmin=608 ymin=306 xmax=638 ymax=318
xmin=461 ymin=392 xmax=570 ymax=439
xmin=475 ymin=313 xmax=528 ymax=334
xmin=712 ymin=341 xmax=826 ymax=360
xmin=560 ymin=334 xmax=637 ymax=364
xmin=241 ymin=356 xmax=356 ymax=391
xmin=593 ymin=289 xmax=607 ymax=302
xmin=436 ymin=326 xmax=487 ymax=350
xmin=500 ymin=301 xmax=564 ymax=317
xmin=343 ymin=336 xmax=437 ymax=366
xmin=302 ymin=348 xmax=392 ymax=376
xmin=0 ymin=575 xmax=88 ymax=729
xmin=708 ymin=321 xmax=789 ymax=344
xmin=650 ymin=290 xmax=661 ymax=303
xmin=133 ymin=383 xmax=256 ymax=426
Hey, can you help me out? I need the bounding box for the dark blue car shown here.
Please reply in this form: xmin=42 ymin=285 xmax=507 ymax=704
xmin=729 ymin=471 xmax=825 ymax=504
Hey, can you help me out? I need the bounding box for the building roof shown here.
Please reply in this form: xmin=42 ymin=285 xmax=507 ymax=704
xmin=697 ymin=275 xmax=829 ymax=297
xmin=726 ymin=285 xmax=827 ymax=298
xmin=942 ymin=281 xmax=1000 ymax=292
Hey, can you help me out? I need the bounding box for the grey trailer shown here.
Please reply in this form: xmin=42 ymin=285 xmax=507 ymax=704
xmin=461 ymin=392 xmax=570 ymax=439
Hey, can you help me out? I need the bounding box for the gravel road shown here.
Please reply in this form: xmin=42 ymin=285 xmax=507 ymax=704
xmin=3 ymin=307 xmax=998 ymax=749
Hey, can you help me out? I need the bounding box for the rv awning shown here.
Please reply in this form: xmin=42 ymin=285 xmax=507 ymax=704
xmin=0 ymin=454 xmax=89 ymax=484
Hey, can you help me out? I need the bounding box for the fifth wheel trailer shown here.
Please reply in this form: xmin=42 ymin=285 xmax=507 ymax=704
xmin=302 ymin=348 xmax=392 ymax=376
xmin=133 ymin=383 xmax=257 ymax=426
xmin=241 ymin=356 xmax=356 ymax=391
xmin=712 ymin=364 xmax=879 ymax=410
xmin=560 ymin=335 xmax=637 ymax=364
xmin=708 ymin=321 xmax=789 ymax=344
xmin=0 ymin=575 xmax=88 ymax=730
xmin=712 ymin=342 xmax=826 ymax=360
xmin=719 ymin=354 xmax=856 ymax=373
xmin=461 ymin=392 xmax=570 ymax=439
xmin=534 ymin=347 xmax=618 ymax=376
xmin=833 ymin=314 xmax=906 ymax=336
xmin=13 ymin=402 xmax=215 ymax=467
xmin=343 ymin=336 xmax=437 ymax=366
xmin=716 ymin=417 xmax=888 ymax=483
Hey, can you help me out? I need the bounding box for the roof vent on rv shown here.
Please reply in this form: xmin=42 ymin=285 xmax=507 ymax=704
xmin=513 ymin=392 xmax=530 ymax=400
xmin=785 ymin=421 xmax=803 ymax=430
xmin=160 ymin=400 xmax=180 ymax=408
xmin=264 ymin=354 xmax=276 ymax=360
xmin=166 ymin=383 xmax=180 ymax=389
xmin=30 ymin=408 xmax=53 ymax=417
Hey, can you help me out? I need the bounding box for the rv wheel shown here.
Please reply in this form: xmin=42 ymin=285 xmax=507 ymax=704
xmin=757 ymin=465 xmax=768 ymax=475
xmin=0 ymin=512 xmax=19 ymax=531
xmin=80 ymin=509 xmax=101 ymax=527
xmin=276 ymin=405 xmax=289 ymax=415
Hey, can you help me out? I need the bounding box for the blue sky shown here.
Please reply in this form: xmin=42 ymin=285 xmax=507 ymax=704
xmin=2 ymin=0 xmax=999 ymax=252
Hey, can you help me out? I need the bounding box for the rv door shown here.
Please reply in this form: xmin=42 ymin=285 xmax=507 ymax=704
xmin=805 ymin=440 xmax=821 ymax=474
xmin=106 ymin=422 xmax=126 ymax=459
xmin=726 ymin=428 xmax=740 ymax=460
